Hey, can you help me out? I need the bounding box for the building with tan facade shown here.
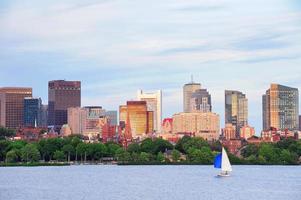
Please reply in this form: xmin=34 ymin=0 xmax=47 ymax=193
xmin=240 ymin=125 xmax=255 ymax=140
xmin=262 ymin=84 xmax=299 ymax=131
xmin=0 ymin=87 xmax=32 ymax=129
xmin=137 ymin=90 xmax=162 ymax=133
xmin=183 ymin=81 xmax=201 ymax=113
xmin=172 ymin=112 xmax=220 ymax=141
xmin=222 ymin=123 xmax=236 ymax=140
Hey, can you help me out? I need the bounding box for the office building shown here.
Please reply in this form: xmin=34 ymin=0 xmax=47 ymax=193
xmin=190 ymin=88 xmax=212 ymax=112
xmin=119 ymin=101 xmax=154 ymax=138
xmin=0 ymin=87 xmax=32 ymax=129
xmin=23 ymin=97 xmax=42 ymax=127
xmin=183 ymin=81 xmax=201 ymax=112
xmin=48 ymin=80 xmax=81 ymax=129
xmin=225 ymin=90 xmax=248 ymax=137
xmin=172 ymin=112 xmax=220 ymax=141
xmin=105 ymin=111 xmax=118 ymax=126
xmin=222 ymin=123 xmax=236 ymax=140
xmin=137 ymin=90 xmax=162 ymax=132
xmin=240 ymin=125 xmax=255 ymax=140
xmin=262 ymin=84 xmax=299 ymax=131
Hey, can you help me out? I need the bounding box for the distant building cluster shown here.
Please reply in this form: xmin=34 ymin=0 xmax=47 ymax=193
xmin=0 ymin=79 xmax=300 ymax=150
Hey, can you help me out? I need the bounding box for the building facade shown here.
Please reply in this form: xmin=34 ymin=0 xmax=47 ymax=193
xmin=240 ymin=125 xmax=255 ymax=140
xmin=222 ymin=123 xmax=236 ymax=140
xmin=225 ymin=90 xmax=248 ymax=137
xmin=48 ymin=80 xmax=81 ymax=129
xmin=172 ymin=112 xmax=220 ymax=141
xmin=190 ymin=88 xmax=212 ymax=112
xmin=119 ymin=101 xmax=154 ymax=139
xmin=0 ymin=87 xmax=32 ymax=129
xmin=105 ymin=111 xmax=118 ymax=126
xmin=262 ymin=84 xmax=299 ymax=131
xmin=183 ymin=82 xmax=201 ymax=113
xmin=137 ymin=90 xmax=162 ymax=133
xmin=23 ymin=97 xmax=42 ymax=127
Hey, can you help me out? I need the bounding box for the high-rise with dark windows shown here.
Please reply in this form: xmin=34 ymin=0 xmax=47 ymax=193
xmin=24 ymin=97 xmax=42 ymax=127
xmin=190 ymin=88 xmax=212 ymax=112
xmin=48 ymin=80 xmax=81 ymax=129
xmin=262 ymin=84 xmax=299 ymax=131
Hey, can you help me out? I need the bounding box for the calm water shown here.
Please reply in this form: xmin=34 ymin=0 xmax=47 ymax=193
xmin=0 ymin=165 xmax=300 ymax=200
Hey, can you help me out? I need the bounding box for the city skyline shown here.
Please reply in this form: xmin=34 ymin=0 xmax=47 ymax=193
xmin=1 ymin=0 xmax=301 ymax=132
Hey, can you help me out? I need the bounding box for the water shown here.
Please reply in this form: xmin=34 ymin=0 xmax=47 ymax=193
xmin=0 ymin=165 xmax=300 ymax=200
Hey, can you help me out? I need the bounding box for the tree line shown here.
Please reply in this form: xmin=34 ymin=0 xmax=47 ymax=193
xmin=0 ymin=126 xmax=301 ymax=165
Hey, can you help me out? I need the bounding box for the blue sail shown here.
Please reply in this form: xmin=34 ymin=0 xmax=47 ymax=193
xmin=214 ymin=153 xmax=222 ymax=168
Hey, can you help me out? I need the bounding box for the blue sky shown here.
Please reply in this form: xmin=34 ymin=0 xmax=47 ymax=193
xmin=0 ymin=0 xmax=301 ymax=133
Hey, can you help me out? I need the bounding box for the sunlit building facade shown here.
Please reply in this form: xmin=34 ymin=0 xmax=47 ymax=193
xmin=262 ymin=84 xmax=299 ymax=131
xmin=222 ymin=123 xmax=236 ymax=140
xmin=0 ymin=87 xmax=32 ymax=129
xmin=137 ymin=90 xmax=162 ymax=133
xmin=172 ymin=112 xmax=220 ymax=141
xmin=119 ymin=101 xmax=154 ymax=138
xmin=225 ymin=90 xmax=248 ymax=137
xmin=240 ymin=125 xmax=255 ymax=140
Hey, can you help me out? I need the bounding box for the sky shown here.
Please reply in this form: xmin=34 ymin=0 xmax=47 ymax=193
xmin=0 ymin=0 xmax=301 ymax=133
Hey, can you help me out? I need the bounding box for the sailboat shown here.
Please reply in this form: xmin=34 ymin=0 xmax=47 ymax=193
xmin=214 ymin=147 xmax=232 ymax=177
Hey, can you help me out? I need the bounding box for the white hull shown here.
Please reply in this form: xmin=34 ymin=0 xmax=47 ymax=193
xmin=218 ymin=173 xmax=230 ymax=177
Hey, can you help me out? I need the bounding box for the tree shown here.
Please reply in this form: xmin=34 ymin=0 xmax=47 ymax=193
xmin=138 ymin=152 xmax=151 ymax=162
xmin=21 ymin=144 xmax=40 ymax=162
xmin=258 ymin=143 xmax=279 ymax=164
xmin=105 ymin=142 xmax=121 ymax=157
xmin=241 ymin=144 xmax=259 ymax=158
xmin=62 ymin=144 xmax=75 ymax=162
xmin=171 ymin=149 xmax=181 ymax=162
xmin=76 ymin=143 xmax=88 ymax=162
xmin=53 ymin=150 xmax=66 ymax=162
xmin=127 ymin=143 xmax=141 ymax=154
xmin=6 ymin=150 xmax=18 ymax=163
xmin=152 ymin=138 xmax=173 ymax=154
xmin=140 ymin=138 xmax=154 ymax=153
xmin=0 ymin=140 xmax=11 ymax=162
xmin=175 ymin=136 xmax=192 ymax=153
xmin=0 ymin=126 xmax=15 ymax=139
xmin=156 ymin=152 xmax=165 ymax=162
xmin=183 ymin=137 xmax=209 ymax=153
xmin=279 ymin=149 xmax=298 ymax=164
xmin=116 ymin=148 xmax=131 ymax=163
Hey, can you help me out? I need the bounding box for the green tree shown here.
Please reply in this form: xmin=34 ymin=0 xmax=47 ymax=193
xmin=0 ymin=140 xmax=11 ymax=161
xmin=106 ymin=142 xmax=121 ymax=157
xmin=140 ymin=138 xmax=154 ymax=153
xmin=53 ymin=150 xmax=66 ymax=162
xmin=171 ymin=149 xmax=181 ymax=162
xmin=127 ymin=143 xmax=141 ymax=154
xmin=138 ymin=152 xmax=151 ymax=162
xmin=62 ymin=144 xmax=75 ymax=162
xmin=116 ymin=148 xmax=131 ymax=163
xmin=258 ymin=143 xmax=279 ymax=164
xmin=279 ymin=149 xmax=298 ymax=164
xmin=156 ymin=152 xmax=165 ymax=162
xmin=183 ymin=137 xmax=209 ymax=153
xmin=6 ymin=150 xmax=18 ymax=163
xmin=175 ymin=136 xmax=192 ymax=153
xmin=0 ymin=126 xmax=15 ymax=139
xmin=21 ymin=144 xmax=40 ymax=162
xmin=152 ymin=138 xmax=173 ymax=154
xmin=241 ymin=144 xmax=259 ymax=158
xmin=76 ymin=143 xmax=88 ymax=162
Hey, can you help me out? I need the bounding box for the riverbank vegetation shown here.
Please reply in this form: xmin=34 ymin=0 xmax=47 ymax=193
xmin=1 ymin=126 xmax=301 ymax=166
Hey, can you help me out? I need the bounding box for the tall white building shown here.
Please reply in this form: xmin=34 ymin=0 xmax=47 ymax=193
xmin=137 ymin=90 xmax=162 ymax=133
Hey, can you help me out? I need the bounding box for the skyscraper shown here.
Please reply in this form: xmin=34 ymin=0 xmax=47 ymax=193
xmin=119 ymin=101 xmax=153 ymax=138
xmin=48 ymin=80 xmax=81 ymax=129
xmin=0 ymin=87 xmax=32 ymax=129
xmin=225 ymin=90 xmax=248 ymax=137
xmin=183 ymin=81 xmax=201 ymax=112
xmin=23 ymin=97 xmax=42 ymax=127
xmin=190 ymin=88 xmax=212 ymax=112
xmin=137 ymin=90 xmax=162 ymax=132
xmin=262 ymin=84 xmax=299 ymax=131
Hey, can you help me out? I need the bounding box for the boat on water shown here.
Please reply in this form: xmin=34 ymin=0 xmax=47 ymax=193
xmin=214 ymin=147 xmax=232 ymax=177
